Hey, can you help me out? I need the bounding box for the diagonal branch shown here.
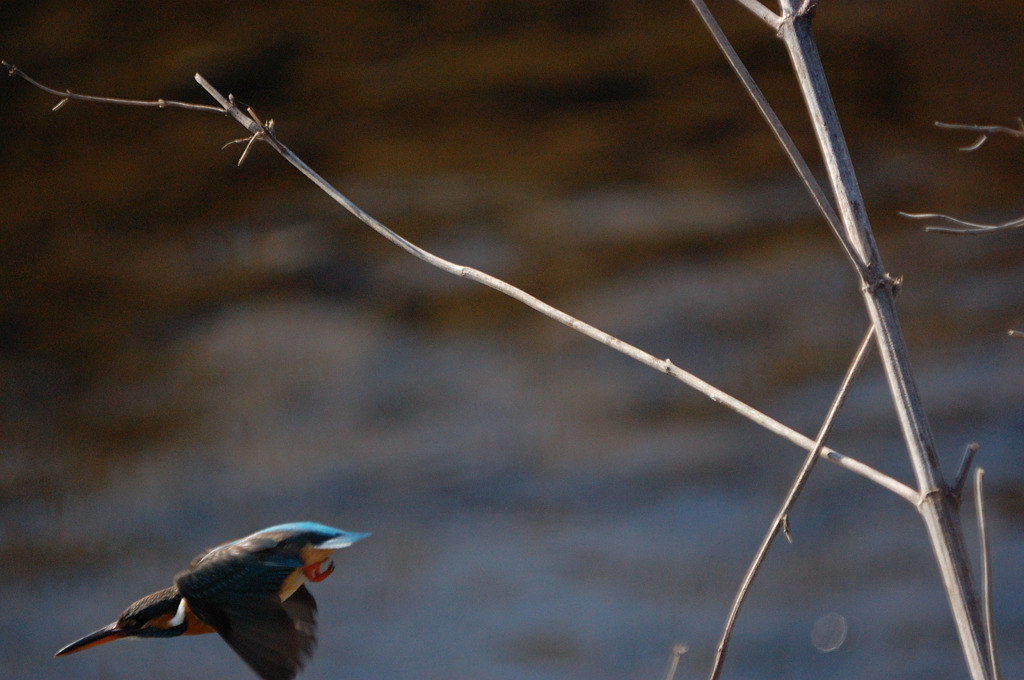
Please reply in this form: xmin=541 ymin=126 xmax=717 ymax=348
xmin=687 ymin=0 xmax=865 ymax=276
xmin=3 ymin=62 xmax=920 ymax=505
xmin=199 ymin=73 xmax=921 ymax=504
xmin=708 ymin=324 xmax=874 ymax=680
xmin=732 ymin=0 xmax=782 ymax=29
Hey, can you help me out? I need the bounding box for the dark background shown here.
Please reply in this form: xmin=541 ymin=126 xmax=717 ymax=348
xmin=1 ymin=1 xmax=1023 ymax=679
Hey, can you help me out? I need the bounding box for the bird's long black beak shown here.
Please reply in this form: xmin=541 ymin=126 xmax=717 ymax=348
xmin=56 ymin=621 xmax=124 ymax=656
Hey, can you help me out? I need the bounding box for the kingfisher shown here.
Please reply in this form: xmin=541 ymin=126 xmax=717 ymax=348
xmin=55 ymin=522 xmax=370 ymax=680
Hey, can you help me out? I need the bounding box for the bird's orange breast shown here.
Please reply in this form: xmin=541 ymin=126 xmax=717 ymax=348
xmin=182 ymin=602 xmax=216 ymax=636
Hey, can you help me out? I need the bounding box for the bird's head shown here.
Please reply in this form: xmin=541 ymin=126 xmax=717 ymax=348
xmin=56 ymin=586 xmax=188 ymax=656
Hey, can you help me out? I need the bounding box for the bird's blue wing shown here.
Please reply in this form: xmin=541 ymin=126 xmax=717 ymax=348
xmin=178 ymin=536 xmax=302 ymax=598
xmin=190 ymin=585 xmax=317 ymax=680
xmin=175 ymin=539 xmax=314 ymax=680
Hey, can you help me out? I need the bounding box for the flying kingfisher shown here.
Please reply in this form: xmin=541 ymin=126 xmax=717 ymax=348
xmin=55 ymin=522 xmax=370 ymax=680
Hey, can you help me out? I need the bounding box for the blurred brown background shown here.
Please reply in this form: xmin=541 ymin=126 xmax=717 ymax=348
xmin=1 ymin=1 xmax=1023 ymax=679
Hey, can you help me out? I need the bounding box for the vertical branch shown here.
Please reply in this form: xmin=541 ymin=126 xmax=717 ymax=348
xmin=774 ymin=2 xmax=992 ymax=678
xmin=974 ymin=470 xmax=1003 ymax=680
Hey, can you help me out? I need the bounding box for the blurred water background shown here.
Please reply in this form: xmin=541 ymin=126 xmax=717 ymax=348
xmin=1 ymin=2 xmax=1023 ymax=679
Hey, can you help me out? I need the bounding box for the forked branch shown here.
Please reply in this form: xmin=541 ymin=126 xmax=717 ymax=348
xmin=688 ymin=0 xmax=997 ymax=677
xmin=772 ymin=0 xmax=995 ymax=677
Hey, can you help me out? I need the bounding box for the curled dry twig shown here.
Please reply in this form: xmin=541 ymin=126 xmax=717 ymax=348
xmin=900 ymin=211 xmax=1024 ymax=235
xmin=900 ymin=119 xmax=1024 ymax=234
xmin=936 ymin=119 xmax=1024 ymax=152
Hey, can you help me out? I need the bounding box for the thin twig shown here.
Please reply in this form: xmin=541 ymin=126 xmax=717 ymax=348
xmin=732 ymin=0 xmax=782 ymax=29
xmin=1008 ymin=330 xmax=1024 ymax=339
xmin=708 ymin=325 xmax=874 ymax=680
xmin=973 ymin=469 xmax=1002 ymax=680
xmin=3 ymin=61 xmax=225 ymax=115
xmin=775 ymin=1 xmax=993 ymax=676
xmin=900 ymin=212 xmax=1024 ymax=235
xmin=952 ymin=442 xmax=980 ymax=500
xmin=686 ymin=0 xmax=867 ymax=277
xmin=4 ymin=63 xmax=921 ymax=505
xmin=935 ymin=119 xmax=1024 ymax=152
xmin=661 ymin=643 xmax=688 ymax=680
xmin=898 ymin=119 xmax=1024 ymax=234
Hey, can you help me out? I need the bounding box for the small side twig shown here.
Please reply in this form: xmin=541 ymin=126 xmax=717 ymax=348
xmin=732 ymin=0 xmax=782 ymax=29
xmin=661 ymin=643 xmax=688 ymax=680
xmin=952 ymin=442 xmax=980 ymax=500
xmin=1008 ymin=330 xmax=1024 ymax=339
xmin=708 ymin=325 xmax=875 ymax=680
xmin=687 ymin=0 xmax=866 ymax=276
xmin=899 ymin=119 xmax=1024 ymax=234
xmin=899 ymin=212 xmax=1024 ymax=235
xmin=935 ymin=119 xmax=1024 ymax=152
xmin=973 ymin=469 xmax=1002 ymax=680
xmin=3 ymin=60 xmax=225 ymax=115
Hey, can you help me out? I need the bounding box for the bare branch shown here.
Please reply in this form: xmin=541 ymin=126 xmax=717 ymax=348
xmin=687 ymin=0 xmax=867 ymax=277
xmin=6 ymin=60 xmax=924 ymax=505
xmin=199 ymin=72 xmax=924 ymax=504
xmin=3 ymin=61 xmax=225 ymax=115
xmin=900 ymin=211 xmax=1024 ymax=235
xmin=5 ymin=63 xmax=920 ymax=505
xmin=661 ymin=643 xmax=688 ymax=680
xmin=952 ymin=442 xmax=980 ymax=500
xmin=935 ymin=119 xmax=1024 ymax=152
xmin=775 ymin=1 xmax=993 ymax=675
xmin=1008 ymin=330 xmax=1024 ymax=339
xmin=901 ymin=120 xmax=1024 ymax=235
xmin=732 ymin=0 xmax=782 ymax=29
xmin=973 ymin=469 xmax=1003 ymax=680
xmin=709 ymin=324 xmax=874 ymax=680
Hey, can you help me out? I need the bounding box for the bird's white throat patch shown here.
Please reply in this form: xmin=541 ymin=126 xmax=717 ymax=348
xmin=169 ymin=598 xmax=187 ymax=627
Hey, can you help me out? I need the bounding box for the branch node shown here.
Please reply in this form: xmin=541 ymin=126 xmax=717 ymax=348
xmin=862 ymin=272 xmax=900 ymax=296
